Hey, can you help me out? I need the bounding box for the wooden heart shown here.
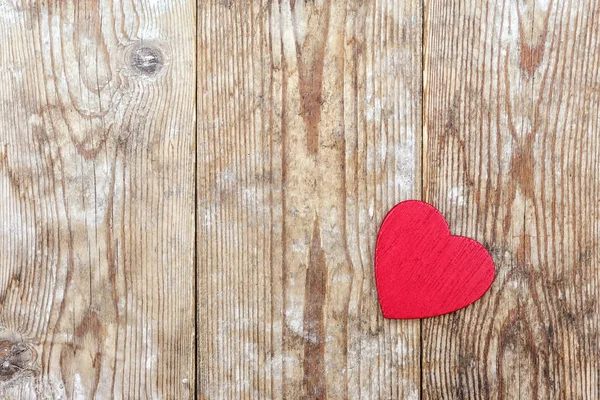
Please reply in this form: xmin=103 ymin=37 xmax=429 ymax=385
xmin=375 ymin=200 xmax=495 ymax=319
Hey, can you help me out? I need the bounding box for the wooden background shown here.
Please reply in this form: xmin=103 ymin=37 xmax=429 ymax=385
xmin=0 ymin=0 xmax=598 ymax=399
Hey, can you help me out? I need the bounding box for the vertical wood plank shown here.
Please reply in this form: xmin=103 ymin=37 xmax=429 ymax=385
xmin=423 ymin=0 xmax=600 ymax=398
xmin=0 ymin=1 xmax=196 ymax=398
xmin=197 ymin=0 xmax=422 ymax=398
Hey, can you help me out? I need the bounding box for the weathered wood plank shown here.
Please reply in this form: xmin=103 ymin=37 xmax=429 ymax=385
xmin=423 ymin=0 xmax=600 ymax=398
xmin=0 ymin=1 xmax=196 ymax=398
xmin=197 ymin=0 xmax=422 ymax=398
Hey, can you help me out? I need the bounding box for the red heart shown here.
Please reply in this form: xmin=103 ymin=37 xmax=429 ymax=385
xmin=375 ymin=200 xmax=495 ymax=319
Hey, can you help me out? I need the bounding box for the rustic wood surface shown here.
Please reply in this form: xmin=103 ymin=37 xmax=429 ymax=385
xmin=198 ymin=0 xmax=422 ymax=398
xmin=0 ymin=1 xmax=196 ymax=399
xmin=0 ymin=0 xmax=599 ymax=399
xmin=422 ymin=0 xmax=600 ymax=398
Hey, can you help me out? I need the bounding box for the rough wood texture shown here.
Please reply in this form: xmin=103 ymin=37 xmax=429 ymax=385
xmin=423 ymin=0 xmax=600 ymax=398
xmin=0 ymin=1 xmax=196 ymax=398
xmin=197 ymin=0 xmax=422 ymax=398
xmin=1 ymin=0 xmax=599 ymax=398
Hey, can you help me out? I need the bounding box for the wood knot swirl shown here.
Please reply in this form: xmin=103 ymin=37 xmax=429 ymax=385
xmin=131 ymin=46 xmax=164 ymax=76
xmin=0 ymin=334 xmax=37 ymax=383
xmin=125 ymin=41 xmax=170 ymax=79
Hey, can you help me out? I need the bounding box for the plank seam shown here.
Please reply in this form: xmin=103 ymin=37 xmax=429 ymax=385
xmin=420 ymin=0 xmax=426 ymax=398
xmin=194 ymin=0 xmax=199 ymax=398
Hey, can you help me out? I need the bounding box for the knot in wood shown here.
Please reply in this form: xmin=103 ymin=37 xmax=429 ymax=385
xmin=0 ymin=339 xmax=35 ymax=382
xmin=131 ymin=46 xmax=164 ymax=76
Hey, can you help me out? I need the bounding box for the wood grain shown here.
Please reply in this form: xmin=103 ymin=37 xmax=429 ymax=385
xmin=197 ymin=0 xmax=422 ymax=398
xmin=0 ymin=1 xmax=196 ymax=398
xmin=0 ymin=0 xmax=597 ymax=398
xmin=423 ymin=0 xmax=600 ymax=398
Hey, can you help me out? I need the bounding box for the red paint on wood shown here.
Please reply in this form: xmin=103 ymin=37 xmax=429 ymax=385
xmin=375 ymin=200 xmax=496 ymax=319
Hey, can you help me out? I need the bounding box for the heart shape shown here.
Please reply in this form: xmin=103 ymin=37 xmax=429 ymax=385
xmin=375 ymin=200 xmax=495 ymax=319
